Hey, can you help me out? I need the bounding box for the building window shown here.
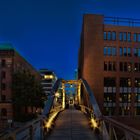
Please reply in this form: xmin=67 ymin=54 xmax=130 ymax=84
xmin=104 ymin=62 xmax=116 ymax=71
xmin=127 ymin=62 xmax=132 ymax=72
xmin=1 ymin=95 xmax=6 ymax=101
xmin=120 ymin=62 xmax=123 ymax=71
xmin=104 ymin=77 xmax=116 ymax=87
xmin=127 ymin=47 xmax=131 ymax=56
xmin=107 ymin=31 xmax=111 ymax=40
xmin=108 ymin=47 xmax=111 ymax=56
xmin=120 ymin=47 xmax=123 ymax=56
xmin=134 ymin=63 xmax=140 ymax=72
xmin=134 ymin=33 xmax=137 ymax=42
xmin=120 ymin=62 xmax=132 ymax=72
xmin=104 ymin=47 xmax=107 ymax=56
xmin=138 ymin=34 xmax=140 ymax=42
xmin=124 ymin=62 xmax=127 ymax=72
xmin=135 ymin=78 xmax=140 ymax=87
xmin=128 ymin=32 xmax=131 ymax=42
xmin=138 ymin=48 xmax=140 ymax=57
xmin=134 ymin=48 xmax=138 ymax=57
xmin=123 ymin=47 xmax=127 ymax=56
xmin=1 ymin=83 xmax=6 ymax=90
xmin=1 ymin=71 xmax=6 ymax=79
xmin=1 ymin=108 xmax=7 ymax=117
xmin=112 ymin=47 xmax=116 ymax=56
xmin=112 ymin=31 xmax=116 ymax=40
xmin=108 ymin=62 xmax=112 ymax=71
xmin=1 ymin=59 xmax=6 ymax=67
xmin=120 ymin=78 xmax=131 ymax=87
xmin=123 ymin=32 xmax=127 ymax=41
xmin=119 ymin=32 xmax=123 ymax=41
xmin=104 ymin=46 xmax=117 ymax=56
xmin=104 ymin=62 xmax=107 ymax=71
xmin=104 ymin=31 xmax=107 ymax=40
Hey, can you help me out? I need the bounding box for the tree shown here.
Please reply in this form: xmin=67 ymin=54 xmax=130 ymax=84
xmin=12 ymin=71 xmax=45 ymax=121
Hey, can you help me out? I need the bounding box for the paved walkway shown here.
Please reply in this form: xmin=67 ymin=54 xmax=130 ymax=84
xmin=47 ymin=106 xmax=99 ymax=140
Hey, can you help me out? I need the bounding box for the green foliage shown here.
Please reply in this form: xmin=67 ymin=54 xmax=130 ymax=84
xmin=12 ymin=71 xmax=46 ymax=121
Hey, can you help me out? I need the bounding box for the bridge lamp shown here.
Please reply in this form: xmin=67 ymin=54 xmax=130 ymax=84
xmin=55 ymin=92 xmax=60 ymax=97
xmin=90 ymin=118 xmax=97 ymax=128
xmin=45 ymin=112 xmax=58 ymax=131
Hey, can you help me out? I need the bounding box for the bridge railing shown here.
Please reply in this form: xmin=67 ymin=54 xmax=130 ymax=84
xmin=0 ymin=79 xmax=63 ymax=140
xmin=80 ymin=78 xmax=109 ymax=140
xmin=104 ymin=117 xmax=140 ymax=140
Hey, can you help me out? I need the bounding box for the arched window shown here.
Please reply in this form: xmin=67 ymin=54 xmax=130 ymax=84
xmin=1 ymin=108 xmax=7 ymax=116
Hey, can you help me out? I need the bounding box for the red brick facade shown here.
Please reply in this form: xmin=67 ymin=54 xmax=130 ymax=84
xmin=0 ymin=45 xmax=40 ymax=130
xmin=78 ymin=14 xmax=140 ymax=116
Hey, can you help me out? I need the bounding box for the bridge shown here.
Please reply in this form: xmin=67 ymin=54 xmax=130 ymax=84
xmin=0 ymin=79 xmax=140 ymax=140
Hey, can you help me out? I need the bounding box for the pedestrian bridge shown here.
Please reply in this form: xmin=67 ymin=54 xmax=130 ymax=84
xmin=1 ymin=79 xmax=140 ymax=140
xmin=47 ymin=105 xmax=99 ymax=140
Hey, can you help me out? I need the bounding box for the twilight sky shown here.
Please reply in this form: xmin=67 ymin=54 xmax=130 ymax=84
xmin=0 ymin=0 xmax=140 ymax=79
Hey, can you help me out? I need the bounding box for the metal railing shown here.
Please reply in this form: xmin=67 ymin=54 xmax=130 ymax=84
xmin=104 ymin=16 xmax=140 ymax=27
xmin=104 ymin=117 xmax=140 ymax=140
xmin=80 ymin=78 xmax=109 ymax=140
xmin=0 ymin=79 xmax=63 ymax=140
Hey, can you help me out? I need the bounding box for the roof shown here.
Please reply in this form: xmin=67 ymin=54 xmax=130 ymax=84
xmin=0 ymin=43 xmax=14 ymax=50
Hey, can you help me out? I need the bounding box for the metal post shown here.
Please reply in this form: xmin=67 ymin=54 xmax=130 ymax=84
xmin=109 ymin=123 xmax=113 ymax=140
xmin=77 ymin=83 xmax=81 ymax=104
xmin=62 ymin=83 xmax=65 ymax=109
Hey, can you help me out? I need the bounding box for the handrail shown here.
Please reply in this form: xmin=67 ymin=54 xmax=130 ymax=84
xmin=42 ymin=79 xmax=62 ymax=116
xmin=81 ymin=78 xmax=102 ymax=118
xmin=81 ymin=78 xmax=109 ymax=140
xmin=104 ymin=117 xmax=140 ymax=138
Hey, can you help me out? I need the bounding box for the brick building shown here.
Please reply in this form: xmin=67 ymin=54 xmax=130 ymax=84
xmin=78 ymin=14 xmax=140 ymax=116
xmin=0 ymin=44 xmax=40 ymax=130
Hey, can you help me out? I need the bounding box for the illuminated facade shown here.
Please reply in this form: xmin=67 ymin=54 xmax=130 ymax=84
xmin=0 ymin=44 xmax=40 ymax=130
xmin=78 ymin=14 xmax=140 ymax=116
xmin=39 ymin=69 xmax=57 ymax=96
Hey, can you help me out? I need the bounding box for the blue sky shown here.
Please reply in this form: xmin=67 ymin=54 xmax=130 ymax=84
xmin=0 ymin=0 xmax=140 ymax=79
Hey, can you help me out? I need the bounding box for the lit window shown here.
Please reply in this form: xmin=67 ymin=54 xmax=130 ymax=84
xmin=44 ymin=75 xmax=53 ymax=79
xmin=127 ymin=63 xmax=132 ymax=72
xmin=134 ymin=63 xmax=138 ymax=72
xmin=128 ymin=79 xmax=131 ymax=87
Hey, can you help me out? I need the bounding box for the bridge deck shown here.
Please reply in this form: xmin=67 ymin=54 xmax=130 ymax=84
xmin=47 ymin=106 xmax=99 ymax=140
